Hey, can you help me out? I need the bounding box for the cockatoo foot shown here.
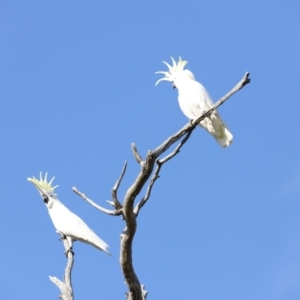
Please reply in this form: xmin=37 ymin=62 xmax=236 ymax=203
xmin=59 ymin=235 xmax=67 ymax=241
xmin=65 ymin=248 xmax=74 ymax=257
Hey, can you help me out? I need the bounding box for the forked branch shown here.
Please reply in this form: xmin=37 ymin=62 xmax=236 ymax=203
xmin=72 ymin=187 xmax=123 ymax=216
xmin=72 ymin=161 xmax=128 ymax=216
xmin=134 ymin=130 xmax=193 ymax=216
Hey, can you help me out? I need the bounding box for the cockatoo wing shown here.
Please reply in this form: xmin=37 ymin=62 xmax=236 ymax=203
xmin=49 ymin=200 xmax=111 ymax=255
xmin=177 ymin=78 xmax=233 ymax=148
xmin=177 ymin=79 xmax=213 ymax=119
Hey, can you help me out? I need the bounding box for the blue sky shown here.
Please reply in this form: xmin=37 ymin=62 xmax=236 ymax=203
xmin=0 ymin=1 xmax=300 ymax=299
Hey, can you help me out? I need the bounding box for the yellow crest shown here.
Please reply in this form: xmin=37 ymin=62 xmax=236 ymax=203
xmin=155 ymin=57 xmax=188 ymax=86
xmin=28 ymin=172 xmax=58 ymax=195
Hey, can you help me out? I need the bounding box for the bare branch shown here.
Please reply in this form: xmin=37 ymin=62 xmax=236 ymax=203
xmin=192 ymin=72 xmax=250 ymax=125
xmin=49 ymin=277 xmax=66 ymax=299
xmin=73 ymin=187 xmax=123 ymax=216
xmin=159 ymin=130 xmax=193 ymax=164
xmin=133 ymin=162 xmax=160 ymax=216
xmin=72 ymin=161 xmax=127 ymax=215
xmin=62 ymin=239 xmax=74 ymax=292
xmin=134 ymin=130 xmax=193 ymax=216
xmin=131 ymin=143 xmax=144 ymax=165
xmin=121 ymin=153 xmax=156 ymax=300
xmin=49 ymin=237 xmax=74 ymax=300
xmin=111 ymin=161 xmax=127 ymax=209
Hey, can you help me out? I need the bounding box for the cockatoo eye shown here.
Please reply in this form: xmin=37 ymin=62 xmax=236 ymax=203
xmin=42 ymin=195 xmax=49 ymax=204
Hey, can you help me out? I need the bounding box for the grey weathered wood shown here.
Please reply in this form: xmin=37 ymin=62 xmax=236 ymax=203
xmin=111 ymin=161 xmax=127 ymax=209
xmin=72 ymin=187 xmax=123 ymax=216
xmin=72 ymin=161 xmax=128 ymax=216
xmin=131 ymin=144 xmax=144 ymax=165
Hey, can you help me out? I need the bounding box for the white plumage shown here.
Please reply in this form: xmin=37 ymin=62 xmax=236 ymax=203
xmin=28 ymin=173 xmax=111 ymax=255
xmin=156 ymin=57 xmax=233 ymax=148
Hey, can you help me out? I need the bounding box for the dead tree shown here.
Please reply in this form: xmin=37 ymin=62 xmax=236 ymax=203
xmin=71 ymin=72 xmax=250 ymax=300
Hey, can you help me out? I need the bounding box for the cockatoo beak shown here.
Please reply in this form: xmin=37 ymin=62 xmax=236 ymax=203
xmin=172 ymin=82 xmax=176 ymax=89
xmin=28 ymin=179 xmax=51 ymax=204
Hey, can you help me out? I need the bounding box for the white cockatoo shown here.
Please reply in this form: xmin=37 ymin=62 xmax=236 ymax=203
xmin=155 ymin=57 xmax=233 ymax=148
xmin=28 ymin=173 xmax=111 ymax=255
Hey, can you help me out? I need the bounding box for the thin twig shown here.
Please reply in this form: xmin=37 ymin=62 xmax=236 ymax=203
xmin=72 ymin=187 xmax=123 ymax=216
xmin=131 ymin=143 xmax=144 ymax=165
xmin=133 ymin=163 xmax=160 ymax=216
xmin=159 ymin=130 xmax=193 ymax=164
xmin=111 ymin=161 xmax=127 ymax=209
